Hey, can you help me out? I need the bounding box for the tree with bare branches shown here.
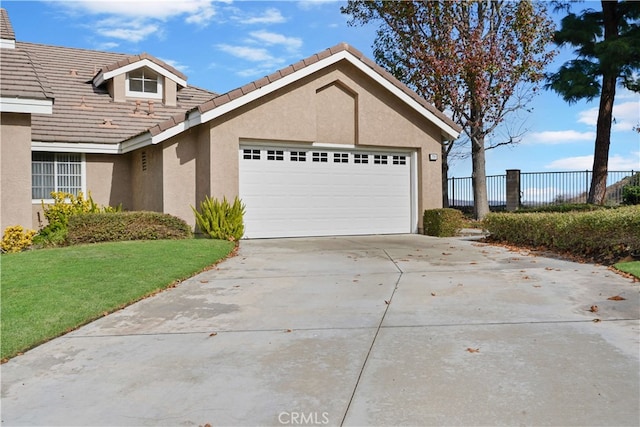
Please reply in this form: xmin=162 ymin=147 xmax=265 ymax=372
xmin=342 ymin=0 xmax=555 ymax=218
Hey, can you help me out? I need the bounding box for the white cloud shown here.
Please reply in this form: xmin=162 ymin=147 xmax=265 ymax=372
xmin=96 ymin=19 xmax=160 ymax=42
xmin=56 ymin=0 xmax=218 ymax=22
xmin=235 ymin=8 xmax=286 ymax=25
xmin=578 ymin=101 xmax=640 ymax=132
xmin=527 ymin=130 xmax=595 ymax=145
xmin=158 ymin=57 xmax=190 ymax=74
xmin=545 ymin=153 xmax=640 ymax=171
xmin=95 ymin=41 xmax=119 ymax=51
xmin=249 ymin=30 xmax=302 ymax=52
xmin=297 ymin=0 xmax=338 ymax=10
xmin=216 ymin=44 xmax=279 ymax=64
xmin=53 ymin=0 xmax=218 ymax=43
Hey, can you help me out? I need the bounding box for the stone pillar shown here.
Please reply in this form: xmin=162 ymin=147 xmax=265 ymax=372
xmin=506 ymin=169 xmax=521 ymax=211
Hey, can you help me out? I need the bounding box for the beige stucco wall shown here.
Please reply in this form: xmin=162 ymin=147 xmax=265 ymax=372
xmin=0 ymin=113 xmax=34 ymax=232
xmin=86 ymin=153 xmax=132 ymax=209
xmin=161 ymin=129 xmax=199 ymax=225
xmin=198 ymin=60 xmax=443 ymax=221
xmin=130 ymin=144 xmax=163 ymax=212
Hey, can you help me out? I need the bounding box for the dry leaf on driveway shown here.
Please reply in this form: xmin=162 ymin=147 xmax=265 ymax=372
xmin=607 ymin=295 xmax=626 ymax=301
xmin=466 ymin=348 xmax=480 ymax=353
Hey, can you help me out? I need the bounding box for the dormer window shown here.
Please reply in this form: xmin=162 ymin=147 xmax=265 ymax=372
xmin=126 ymin=68 xmax=163 ymax=99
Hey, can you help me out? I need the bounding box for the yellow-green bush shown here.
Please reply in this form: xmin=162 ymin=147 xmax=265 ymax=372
xmin=483 ymin=205 xmax=640 ymax=262
xmin=423 ymin=208 xmax=465 ymax=237
xmin=192 ymin=196 xmax=245 ymax=241
xmin=36 ymin=191 xmax=121 ymax=246
xmin=1 ymin=225 xmax=37 ymax=253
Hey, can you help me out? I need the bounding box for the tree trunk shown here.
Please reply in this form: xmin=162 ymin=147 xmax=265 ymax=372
xmin=588 ymin=0 xmax=618 ymax=205
xmin=472 ymin=135 xmax=490 ymax=220
xmin=441 ymin=142 xmax=450 ymax=208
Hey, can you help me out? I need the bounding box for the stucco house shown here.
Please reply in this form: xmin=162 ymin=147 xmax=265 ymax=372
xmin=0 ymin=8 xmax=460 ymax=239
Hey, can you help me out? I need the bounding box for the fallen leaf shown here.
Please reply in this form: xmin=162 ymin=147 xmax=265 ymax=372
xmin=209 ymin=332 xmax=218 ymax=337
xmin=442 ymin=252 xmax=452 ymax=256
xmin=592 ymin=318 xmax=601 ymax=323
xmin=589 ymin=305 xmax=599 ymax=313
xmin=384 ymin=300 xmax=390 ymax=305
xmin=200 ymin=280 xmax=209 ymax=283
xmin=607 ymin=295 xmax=626 ymax=301
xmin=466 ymin=348 xmax=480 ymax=353
xmin=431 ymin=292 xmax=436 ymax=296
xmin=522 ymin=276 xmax=530 ymax=280
xmin=285 ymin=329 xmax=293 ymax=333
xmin=470 ymin=262 xmax=478 ymax=265
xmin=545 ymin=267 xmax=554 ymax=271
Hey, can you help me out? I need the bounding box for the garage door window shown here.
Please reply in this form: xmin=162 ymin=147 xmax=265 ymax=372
xmin=393 ymin=155 xmax=407 ymax=165
xmin=291 ymin=151 xmax=307 ymax=162
xmin=334 ymin=153 xmax=349 ymax=163
xmin=267 ymin=150 xmax=284 ymax=161
xmin=243 ymin=149 xmax=261 ymax=160
xmin=374 ymin=155 xmax=388 ymax=165
xmin=354 ymin=154 xmax=369 ymax=164
xmin=312 ymin=152 xmax=328 ymax=162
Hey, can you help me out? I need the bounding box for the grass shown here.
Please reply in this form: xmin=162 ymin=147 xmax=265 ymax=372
xmin=1 ymin=239 xmax=235 ymax=361
xmin=614 ymin=261 xmax=640 ymax=279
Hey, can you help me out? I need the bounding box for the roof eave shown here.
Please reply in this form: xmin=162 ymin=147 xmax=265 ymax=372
xmin=0 ymin=96 xmax=53 ymax=114
xmin=148 ymin=49 xmax=460 ymax=146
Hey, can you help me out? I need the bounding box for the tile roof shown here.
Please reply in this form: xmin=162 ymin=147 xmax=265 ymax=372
xmin=17 ymin=42 xmax=216 ymax=145
xmin=0 ymin=45 xmax=54 ymax=102
xmin=149 ymin=43 xmax=461 ymax=139
xmin=0 ymin=8 xmax=15 ymax=41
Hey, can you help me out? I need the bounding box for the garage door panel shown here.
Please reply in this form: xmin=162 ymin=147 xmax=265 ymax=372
xmin=239 ymin=146 xmax=412 ymax=238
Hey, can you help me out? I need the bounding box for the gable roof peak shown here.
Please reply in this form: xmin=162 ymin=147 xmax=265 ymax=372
xmin=93 ymin=51 xmax=187 ymax=88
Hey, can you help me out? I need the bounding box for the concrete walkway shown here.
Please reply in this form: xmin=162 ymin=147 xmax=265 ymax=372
xmin=1 ymin=234 xmax=639 ymax=426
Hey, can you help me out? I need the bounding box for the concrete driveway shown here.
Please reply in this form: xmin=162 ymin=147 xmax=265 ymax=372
xmin=1 ymin=234 xmax=639 ymax=426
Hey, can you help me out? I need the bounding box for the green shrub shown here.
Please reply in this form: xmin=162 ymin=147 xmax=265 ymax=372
xmin=483 ymin=205 xmax=640 ymax=262
xmin=36 ymin=192 xmax=121 ymax=246
xmin=192 ymin=196 xmax=245 ymax=241
xmin=516 ymin=203 xmax=610 ymax=213
xmin=423 ymin=208 xmax=465 ymax=237
xmin=623 ymin=186 xmax=640 ymax=205
xmin=67 ymin=211 xmax=192 ymax=244
xmin=1 ymin=225 xmax=37 ymax=253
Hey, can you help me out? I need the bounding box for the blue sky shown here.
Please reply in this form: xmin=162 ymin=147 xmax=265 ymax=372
xmin=3 ymin=0 xmax=639 ymax=178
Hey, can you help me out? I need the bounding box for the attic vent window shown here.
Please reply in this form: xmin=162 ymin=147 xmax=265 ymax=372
xmin=141 ymin=151 xmax=148 ymax=171
xmin=126 ymin=68 xmax=163 ymax=100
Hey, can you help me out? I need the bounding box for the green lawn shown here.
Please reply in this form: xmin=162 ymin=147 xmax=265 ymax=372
xmin=614 ymin=261 xmax=640 ymax=279
xmin=1 ymin=239 xmax=235 ymax=361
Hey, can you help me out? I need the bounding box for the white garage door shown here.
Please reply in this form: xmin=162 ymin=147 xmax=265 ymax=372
xmin=239 ymin=145 xmax=415 ymax=238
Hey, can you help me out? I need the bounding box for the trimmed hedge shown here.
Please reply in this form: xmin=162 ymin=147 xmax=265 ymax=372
xmin=514 ymin=203 xmax=611 ymax=213
xmin=423 ymin=208 xmax=465 ymax=237
xmin=68 ymin=211 xmax=192 ymax=244
xmin=483 ymin=205 xmax=640 ymax=262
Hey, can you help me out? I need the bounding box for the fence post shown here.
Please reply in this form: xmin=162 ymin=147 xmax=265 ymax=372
xmin=506 ymin=169 xmax=521 ymax=211
xmin=450 ymin=177 xmax=455 ymax=208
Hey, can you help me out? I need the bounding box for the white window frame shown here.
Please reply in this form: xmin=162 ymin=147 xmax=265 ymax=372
xmin=125 ymin=68 xmax=163 ymax=100
xmin=31 ymin=152 xmax=87 ymax=203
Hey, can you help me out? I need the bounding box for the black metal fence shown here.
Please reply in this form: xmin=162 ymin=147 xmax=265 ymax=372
xmin=448 ymin=170 xmax=637 ymax=209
